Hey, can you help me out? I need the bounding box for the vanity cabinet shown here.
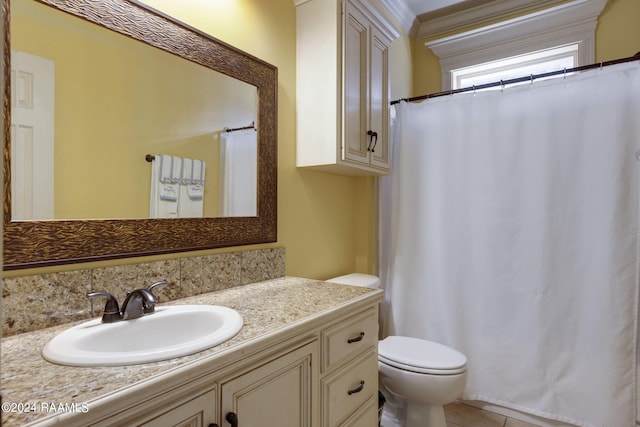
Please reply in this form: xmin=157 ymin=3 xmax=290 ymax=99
xmin=90 ymin=385 xmax=218 ymax=427
xmin=219 ymin=340 xmax=317 ymax=427
xmin=82 ymin=308 xmax=378 ymax=427
xmin=320 ymin=307 xmax=379 ymax=426
xmin=91 ymin=340 xmax=318 ymax=427
xmin=137 ymin=389 xmax=216 ymax=427
xmin=8 ymin=281 xmax=383 ymax=427
xmin=295 ymin=0 xmax=398 ymax=176
xmin=323 ymin=350 xmax=378 ymax=426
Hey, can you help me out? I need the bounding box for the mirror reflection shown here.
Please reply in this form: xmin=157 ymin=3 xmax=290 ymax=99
xmin=11 ymin=0 xmax=258 ymax=221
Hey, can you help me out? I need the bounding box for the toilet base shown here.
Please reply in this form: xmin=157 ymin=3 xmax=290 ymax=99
xmin=381 ymin=401 xmax=446 ymax=427
xmin=380 ymin=402 xmax=405 ymax=427
xmin=405 ymin=402 xmax=446 ymax=427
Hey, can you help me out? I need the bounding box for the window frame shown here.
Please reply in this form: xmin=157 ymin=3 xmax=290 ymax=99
xmin=451 ymin=43 xmax=579 ymax=90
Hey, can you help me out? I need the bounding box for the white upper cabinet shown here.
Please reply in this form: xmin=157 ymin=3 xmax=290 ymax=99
xmin=296 ymin=0 xmax=399 ymax=176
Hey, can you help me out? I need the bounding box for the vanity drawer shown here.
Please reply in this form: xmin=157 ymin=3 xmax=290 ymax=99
xmin=322 ymin=349 xmax=378 ymax=427
xmin=322 ymin=307 xmax=378 ymax=371
xmin=340 ymin=394 xmax=378 ymax=427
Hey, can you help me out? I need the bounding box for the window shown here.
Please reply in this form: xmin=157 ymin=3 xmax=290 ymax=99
xmin=451 ymin=44 xmax=579 ymax=90
xmin=425 ymin=0 xmax=607 ymax=91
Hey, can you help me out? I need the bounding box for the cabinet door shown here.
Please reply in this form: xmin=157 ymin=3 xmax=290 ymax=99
xmin=220 ymin=341 xmax=316 ymax=427
xmin=368 ymin=25 xmax=391 ymax=171
xmin=342 ymin=0 xmax=369 ymax=166
xmin=138 ymin=389 xmax=216 ymax=427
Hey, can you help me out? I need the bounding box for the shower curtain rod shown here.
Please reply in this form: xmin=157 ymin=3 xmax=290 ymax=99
xmin=390 ymin=51 xmax=640 ymax=105
xmin=224 ymin=121 xmax=256 ymax=133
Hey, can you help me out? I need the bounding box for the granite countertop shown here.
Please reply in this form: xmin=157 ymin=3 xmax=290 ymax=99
xmin=1 ymin=276 xmax=381 ymax=426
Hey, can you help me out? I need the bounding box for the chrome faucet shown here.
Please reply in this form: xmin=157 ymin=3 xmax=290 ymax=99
xmin=87 ymin=280 xmax=170 ymax=323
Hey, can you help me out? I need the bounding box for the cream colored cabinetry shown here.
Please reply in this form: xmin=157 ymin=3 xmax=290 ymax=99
xmin=90 ymin=384 xmax=218 ymax=427
xmin=138 ymin=389 xmax=216 ymax=427
xmin=296 ymin=0 xmax=398 ymax=176
xmin=93 ymin=340 xmax=317 ymax=427
xmin=86 ymin=305 xmax=378 ymax=427
xmin=321 ymin=307 xmax=379 ymax=426
xmin=219 ymin=340 xmax=317 ymax=427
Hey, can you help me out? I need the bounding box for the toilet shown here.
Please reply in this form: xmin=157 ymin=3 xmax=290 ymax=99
xmin=326 ymin=274 xmax=468 ymax=427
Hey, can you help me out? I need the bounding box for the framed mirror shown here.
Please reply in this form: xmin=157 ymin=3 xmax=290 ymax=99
xmin=3 ymin=0 xmax=278 ymax=270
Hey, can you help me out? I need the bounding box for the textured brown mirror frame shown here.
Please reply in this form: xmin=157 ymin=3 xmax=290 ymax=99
xmin=3 ymin=0 xmax=278 ymax=270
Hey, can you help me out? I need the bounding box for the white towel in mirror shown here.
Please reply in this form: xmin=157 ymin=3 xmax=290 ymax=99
xmin=149 ymin=154 xmax=181 ymax=218
xmin=178 ymin=158 xmax=206 ymax=218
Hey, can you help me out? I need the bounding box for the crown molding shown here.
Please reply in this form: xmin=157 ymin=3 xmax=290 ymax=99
xmin=351 ymin=0 xmax=401 ymax=40
xmin=417 ymin=0 xmax=569 ymax=40
xmin=377 ymin=0 xmax=417 ymax=35
xmin=293 ymin=0 xmax=402 ymax=39
xmin=427 ymin=0 xmax=606 ymax=61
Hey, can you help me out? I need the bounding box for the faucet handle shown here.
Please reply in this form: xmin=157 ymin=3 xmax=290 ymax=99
xmin=147 ymin=280 xmax=169 ymax=294
xmin=87 ymin=291 xmax=122 ymax=323
xmin=144 ymin=280 xmax=168 ymax=314
xmin=145 ymin=280 xmax=170 ymax=308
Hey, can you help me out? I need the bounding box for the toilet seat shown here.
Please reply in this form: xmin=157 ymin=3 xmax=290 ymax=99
xmin=379 ymin=336 xmax=467 ymax=375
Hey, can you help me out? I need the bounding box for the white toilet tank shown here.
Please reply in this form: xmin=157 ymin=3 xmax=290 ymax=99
xmin=326 ymin=273 xmax=380 ymax=289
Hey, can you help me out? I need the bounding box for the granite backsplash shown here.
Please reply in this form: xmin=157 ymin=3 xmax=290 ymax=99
xmin=2 ymin=248 xmax=285 ymax=337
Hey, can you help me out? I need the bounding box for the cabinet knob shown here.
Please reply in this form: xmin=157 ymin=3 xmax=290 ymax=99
xmin=226 ymin=411 xmax=239 ymax=427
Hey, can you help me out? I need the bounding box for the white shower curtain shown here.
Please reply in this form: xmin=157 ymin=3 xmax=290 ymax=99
xmin=219 ymin=129 xmax=257 ymax=216
xmin=379 ymin=62 xmax=640 ymax=427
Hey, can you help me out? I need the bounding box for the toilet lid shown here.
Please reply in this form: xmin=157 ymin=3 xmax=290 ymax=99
xmin=378 ymin=336 xmax=467 ymax=375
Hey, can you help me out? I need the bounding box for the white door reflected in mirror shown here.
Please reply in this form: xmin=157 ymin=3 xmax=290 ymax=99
xmin=11 ymin=51 xmax=54 ymax=221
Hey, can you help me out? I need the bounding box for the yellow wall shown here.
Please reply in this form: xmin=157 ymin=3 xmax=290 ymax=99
xmin=130 ymin=0 xmax=414 ymax=280
xmin=16 ymin=0 xmax=633 ymax=281
xmin=596 ymin=0 xmax=640 ymax=61
xmin=5 ymin=0 xmax=416 ymax=280
xmin=412 ymin=0 xmax=640 ymax=98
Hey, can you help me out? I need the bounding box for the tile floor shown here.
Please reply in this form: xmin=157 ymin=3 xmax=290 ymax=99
xmin=444 ymin=402 xmax=541 ymax=427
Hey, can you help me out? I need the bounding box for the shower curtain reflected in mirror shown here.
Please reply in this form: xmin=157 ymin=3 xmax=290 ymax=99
xmin=379 ymin=62 xmax=640 ymax=427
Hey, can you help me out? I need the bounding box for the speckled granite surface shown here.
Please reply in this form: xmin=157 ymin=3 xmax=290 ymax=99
xmin=1 ymin=277 xmax=380 ymax=426
xmin=2 ymin=248 xmax=285 ymax=336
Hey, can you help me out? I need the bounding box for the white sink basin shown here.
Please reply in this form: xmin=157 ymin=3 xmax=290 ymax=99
xmin=42 ymin=305 xmax=243 ymax=367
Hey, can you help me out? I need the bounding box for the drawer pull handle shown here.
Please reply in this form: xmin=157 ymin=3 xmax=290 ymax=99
xmin=347 ymin=332 xmax=365 ymax=343
xmin=226 ymin=412 xmax=238 ymax=427
xmin=348 ymin=380 xmax=365 ymax=395
xmin=367 ymin=130 xmax=378 ymax=152
xmin=209 ymin=424 xmax=220 ymax=427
